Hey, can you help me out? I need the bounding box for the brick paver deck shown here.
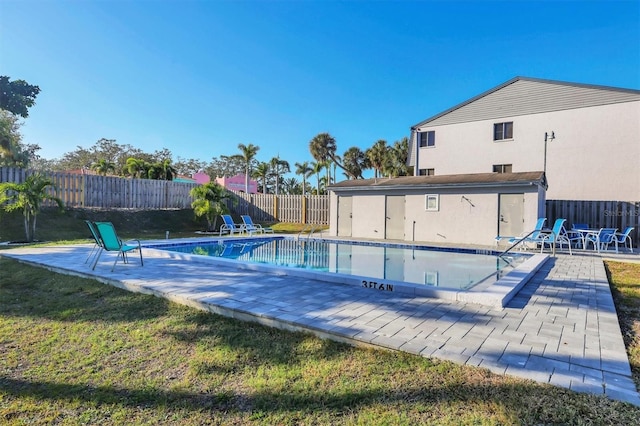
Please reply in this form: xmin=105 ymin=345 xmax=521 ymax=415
xmin=1 ymin=240 xmax=638 ymax=406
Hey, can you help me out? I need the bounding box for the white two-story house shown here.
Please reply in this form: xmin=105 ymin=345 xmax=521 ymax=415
xmin=408 ymin=77 xmax=640 ymax=202
xmin=327 ymin=77 xmax=639 ymax=247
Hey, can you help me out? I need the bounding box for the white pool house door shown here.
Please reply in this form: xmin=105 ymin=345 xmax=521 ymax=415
xmin=337 ymin=196 xmax=352 ymax=237
xmin=385 ymin=195 xmax=405 ymax=240
xmin=498 ymin=193 xmax=524 ymax=239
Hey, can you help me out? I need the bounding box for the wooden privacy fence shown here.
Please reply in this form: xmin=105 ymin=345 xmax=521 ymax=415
xmin=226 ymin=190 xmax=329 ymax=225
xmin=546 ymin=199 xmax=640 ymax=247
xmin=3 ymin=167 xmax=639 ymax=236
xmin=0 ymin=167 xmax=196 ymax=209
xmin=0 ymin=167 xmax=329 ymax=224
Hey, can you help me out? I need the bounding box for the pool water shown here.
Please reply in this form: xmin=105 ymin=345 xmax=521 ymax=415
xmin=152 ymin=238 xmax=530 ymax=291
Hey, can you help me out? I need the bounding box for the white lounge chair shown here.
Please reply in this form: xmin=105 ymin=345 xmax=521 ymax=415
xmin=241 ymin=215 xmax=274 ymax=234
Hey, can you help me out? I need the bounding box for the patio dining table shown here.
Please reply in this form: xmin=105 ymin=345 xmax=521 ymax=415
xmin=569 ymin=228 xmax=619 ymax=253
xmin=567 ymin=228 xmax=602 ymax=251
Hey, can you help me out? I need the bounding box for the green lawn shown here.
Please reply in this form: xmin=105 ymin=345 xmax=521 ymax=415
xmin=0 ymin=208 xmax=324 ymax=243
xmin=1 ymin=256 xmax=639 ymax=425
xmin=604 ymin=260 xmax=640 ymax=390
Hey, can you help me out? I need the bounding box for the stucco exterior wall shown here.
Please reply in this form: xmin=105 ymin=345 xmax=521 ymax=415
xmin=413 ymin=101 xmax=640 ymax=201
xmin=329 ymin=184 xmax=544 ymax=247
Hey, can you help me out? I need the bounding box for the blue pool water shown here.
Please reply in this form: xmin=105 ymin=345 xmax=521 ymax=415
xmin=151 ymin=237 xmax=530 ymax=291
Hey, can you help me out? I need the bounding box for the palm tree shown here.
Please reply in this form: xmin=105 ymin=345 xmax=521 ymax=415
xmin=329 ymin=154 xmax=341 ymax=184
xmin=342 ymin=146 xmax=367 ymax=179
xmin=158 ymin=159 xmax=176 ymax=181
xmin=0 ymin=173 xmax=64 ymax=242
xmin=253 ymin=162 xmax=270 ymax=194
xmin=269 ymin=156 xmax=290 ymax=196
xmin=233 ymin=143 xmax=260 ymax=192
xmin=308 ymin=133 xmax=355 ymax=179
xmin=294 ymin=161 xmax=312 ymax=195
xmin=189 ymin=182 xmax=232 ymax=232
xmin=385 ymin=137 xmax=410 ymax=177
xmin=310 ymin=161 xmax=324 ymax=195
xmin=366 ymin=139 xmax=388 ymax=179
xmin=283 ymin=177 xmax=300 ymax=194
xmin=91 ymin=159 xmax=116 ymax=176
xmin=125 ymin=157 xmax=148 ymax=178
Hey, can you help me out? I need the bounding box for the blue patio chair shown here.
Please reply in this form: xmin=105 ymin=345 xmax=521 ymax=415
xmin=566 ymin=223 xmax=590 ymax=249
xmin=585 ymin=228 xmax=618 ymax=253
xmin=613 ymin=227 xmax=634 ymax=253
xmin=241 ymin=215 xmax=274 ymax=234
xmin=219 ymin=214 xmax=245 ymax=236
xmin=506 ymin=217 xmax=547 ymax=248
xmin=539 ymin=218 xmax=572 ymax=255
xmin=92 ymin=221 xmax=143 ymax=271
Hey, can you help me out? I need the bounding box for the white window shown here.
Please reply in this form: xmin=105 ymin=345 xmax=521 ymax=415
xmin=424 ymin=271 xmax=439 ymax=286
xmin=418 ymin=131 xmax=435 ymax=147
xmin=425 ymin=194 xmax=439 ymax=211
xmin=493 ymin=122 xmax=513 ymax=141
xmin=493 ymin=164 xmax=513 ymax=173
xmin=419 ymin=168 xmax=435 ymax=176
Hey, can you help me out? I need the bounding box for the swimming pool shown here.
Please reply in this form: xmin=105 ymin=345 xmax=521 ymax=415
xmin=147 ymin=237 xmax=548 ymax=306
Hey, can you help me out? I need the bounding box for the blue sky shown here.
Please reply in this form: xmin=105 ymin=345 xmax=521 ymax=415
xmin=1 ymin=0 xmax=639 ymax=178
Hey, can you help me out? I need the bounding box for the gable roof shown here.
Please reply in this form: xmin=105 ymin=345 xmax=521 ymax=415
xmin=412 ymin=77 xmax=640 ymax=129
xmin=328 ymin=171 xmax=547 ymax=191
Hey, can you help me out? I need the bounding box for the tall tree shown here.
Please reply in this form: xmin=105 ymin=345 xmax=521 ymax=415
xmin=0 ymin=173 xmax=64 ymax=242
xmin=269 ymin=156 xmax=290 ymax=196
xmin=329 ymin=154 xmax=342 ymax=184
xmin=308 ymin=133 xmax=354 ymax=179
xmin=385 ymin=136 xmax=410 ymax=177
xmin=283 ymin=177 xmax=300 ymax=194
xmin=342 ymin=146 xmax=367 ymax=179
xmin=56 ymin=138 xmax=148 ymax=175
xmin=0 ymin=110 xmax=38 ymax=167
xmin=0 ymin=76 xmax=40 ymax=118
xmin=295 ymin=161 xmax=312 ymax=195
xmin=310 ymin=161 xmax=324 ymax=195
xmin=253 ymin=161 xmax=270 ymax=194
xmin=232 ymin=143 xmax=260 ymax=193
xmin=366 ymin=139 xmax=389 ymax=179
xmin=174 ymin=157 xmax=207 ymax=177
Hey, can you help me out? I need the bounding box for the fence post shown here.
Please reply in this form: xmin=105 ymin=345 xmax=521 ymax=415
xmin=302 ymin=196 xmax=307 ymax=224
xmin=273 ymin=194 xmax=279 ymax=221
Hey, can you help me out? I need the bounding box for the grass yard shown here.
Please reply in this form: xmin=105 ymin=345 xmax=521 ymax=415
xmin=0 ymin=208 xmax=322 ymax=243
xmin=604 ymin=260 xmax=640 ymax=390
xmin=1 ymin=256 xmax=640 ymax=425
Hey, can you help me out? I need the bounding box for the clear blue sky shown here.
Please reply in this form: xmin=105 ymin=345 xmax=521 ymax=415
xmin=1 ymin=0 xmax=639 ymax=178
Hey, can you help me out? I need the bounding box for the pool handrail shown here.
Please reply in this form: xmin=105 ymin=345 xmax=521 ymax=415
xmin=297 ymin=224 xmax=317 ymax=241
xmin=500 ymin=229 xmax=557 ymax=257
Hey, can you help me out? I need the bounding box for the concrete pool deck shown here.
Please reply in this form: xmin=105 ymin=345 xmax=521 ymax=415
xmin=1 ymin=239 xmax=639 ymax=406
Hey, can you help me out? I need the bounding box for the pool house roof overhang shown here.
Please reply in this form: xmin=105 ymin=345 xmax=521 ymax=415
xmin=327 ymin=171 xmax=547 ymax=192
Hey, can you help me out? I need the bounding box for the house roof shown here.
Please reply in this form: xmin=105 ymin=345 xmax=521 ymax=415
xmin=411 ymin=76 xmax=640 ymax=130
xmin=328 ymin=171 xmax=547 ymax=191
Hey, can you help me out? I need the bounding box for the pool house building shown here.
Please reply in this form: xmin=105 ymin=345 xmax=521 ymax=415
xmin=327 ymin=171 xmax=547 ymax=247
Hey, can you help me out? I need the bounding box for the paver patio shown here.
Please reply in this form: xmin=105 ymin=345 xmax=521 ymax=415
xmin=1 ymin=240 xmax=638 ymax=406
